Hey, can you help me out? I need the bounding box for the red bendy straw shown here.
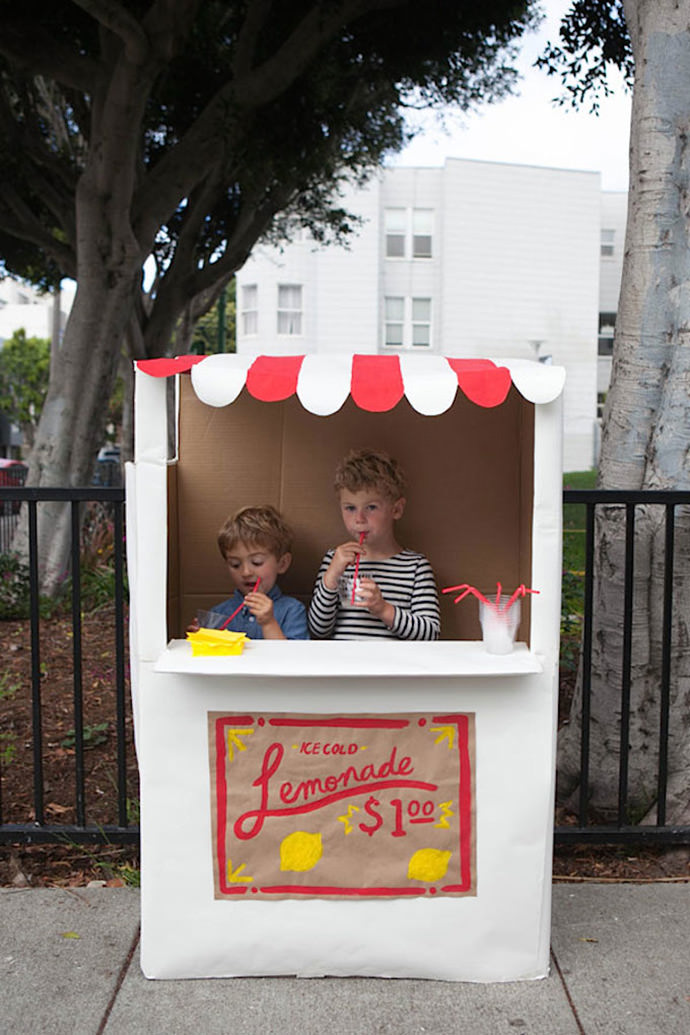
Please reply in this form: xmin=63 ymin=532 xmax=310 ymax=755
xmin=352 ymin=532 xmax=366 ymax=604
xmin=442 ymin=581 xmax=539 ymax=611
xmin=220 ymin=577 xmax=261 ymax=629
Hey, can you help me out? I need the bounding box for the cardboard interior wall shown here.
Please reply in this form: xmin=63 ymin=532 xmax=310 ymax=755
xmin=166 ymin=375 xmax=535 ymax=641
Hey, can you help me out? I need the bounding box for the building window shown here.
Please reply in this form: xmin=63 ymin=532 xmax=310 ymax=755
xmin=411 ymin=297 xmax=431 ymax=346
xmin=412 ymin=210 xmax=433 ymax=258
xmin=384 ymin=296 xmax=432 ymax=349
xmin=598 ymin=312 xmax=616 ymax=356
xmin=597 ymin=392 xmax=607 ymax=420
xmin=241 ymin=284 xmax=258 ymax=336
xmin=601 ymin=228 xmax=615 ymax=257
xmin=277 ymin=284 xmax=303 ymax=335
xmin=384 ymin=296 xmax=405 ymax=346
xmin=385 ymin=209 xmax=406 ymax=258
xmin=385 ymin=208 xmax=433 ymax=259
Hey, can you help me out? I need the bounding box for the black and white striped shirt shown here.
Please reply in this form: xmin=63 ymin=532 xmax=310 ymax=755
xmin=308 ymin=549 xmax=440 ymax=640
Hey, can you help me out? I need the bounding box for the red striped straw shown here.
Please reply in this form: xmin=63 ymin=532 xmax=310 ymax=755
xmin=220 ymin=577 xmax=261 ymax=629
xmin=352 ymin=532 xmax=366 ymax=604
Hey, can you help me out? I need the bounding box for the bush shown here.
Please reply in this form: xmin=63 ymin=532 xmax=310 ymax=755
xmin=0 ymin=552 xmax=64 ymax=620
xmin=0 ymin=505 xmax=128 ymax=620
xmin=0 ymin=553 xmax=34 ymax=619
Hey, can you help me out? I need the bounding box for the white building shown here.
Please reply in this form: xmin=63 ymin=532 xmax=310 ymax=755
xmin=237 ymin=158 xmax=625 ymax=472
xmin=598 ymin=191 xmax=627 ymax=404
xmin=0 ymin=277 xmax=74 ymax=346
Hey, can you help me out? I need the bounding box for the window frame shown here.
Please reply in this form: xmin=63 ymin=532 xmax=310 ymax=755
xmin=277 ymin=283 xmax=304 ymax=337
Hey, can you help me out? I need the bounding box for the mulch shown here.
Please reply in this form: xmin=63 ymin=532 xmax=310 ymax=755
xmin=0 ymin=607 xmax=139 ymax=887
xmin=1 ymin=614 xmax=688 ymax=887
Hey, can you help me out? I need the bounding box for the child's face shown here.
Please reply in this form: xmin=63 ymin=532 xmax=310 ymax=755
xmin=339 ymin=487 xmax=405 ymax=549
xmin=224 ymin=540 xmax=290 ymax=596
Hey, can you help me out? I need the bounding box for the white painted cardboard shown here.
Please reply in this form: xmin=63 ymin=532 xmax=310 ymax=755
xmin=128 ymin=355 xmax=563 ymax=982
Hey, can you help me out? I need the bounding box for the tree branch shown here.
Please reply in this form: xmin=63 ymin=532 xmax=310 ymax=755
xmin=134 ymin=0 xmax=405 ymax=236
xmin=0 ymin=27 xmax=97 ymax=93
xmin=232 ymin=0 xmax=402 ymax=109
xmin=0 ymin=189 xmax=75 ymax=275
xmin=233 ymin=0 xmax=274 ymax=80
xmin=71 ymin=0 xmax=149 ymax=63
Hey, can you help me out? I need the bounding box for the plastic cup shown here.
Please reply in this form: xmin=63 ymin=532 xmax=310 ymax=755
xmin=196 ymin=609 xmax=232 ymax=630
xmin=479 ymin=595 xmax=521 ymax=655
xmin=338 ymin=575 xmax=364 ymax=606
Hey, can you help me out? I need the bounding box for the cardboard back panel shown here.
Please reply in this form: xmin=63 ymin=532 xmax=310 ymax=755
xmin=168 ymin=375 xmax=534 ymax=640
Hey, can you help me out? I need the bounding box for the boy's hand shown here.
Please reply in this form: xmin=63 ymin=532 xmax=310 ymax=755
xmin=244 ymin=591 xmax=285 ymax=639
xmin=244 ymin=590 xmax=274 ymax=625
xmin=186 ymin=617 xmax=200 ymax=633
xmin=323 ymin=540 xmax=367 ymax=590
xmin=356 ymin=577 xmax=395 ymax=628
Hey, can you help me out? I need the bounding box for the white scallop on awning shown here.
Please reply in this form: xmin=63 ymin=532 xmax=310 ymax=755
xmin=136 ymin=353 xmax=565 ymax=416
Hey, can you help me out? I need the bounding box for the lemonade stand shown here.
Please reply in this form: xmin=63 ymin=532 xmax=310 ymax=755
xmin=127 ymin=352 xmax=563 ymax=981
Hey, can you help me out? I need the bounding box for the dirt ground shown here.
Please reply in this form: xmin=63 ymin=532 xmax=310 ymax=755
xmin=0 ymin=608 xmax=139 ymax=887
xmin=0 ymin=614 xmax=688 ymax=888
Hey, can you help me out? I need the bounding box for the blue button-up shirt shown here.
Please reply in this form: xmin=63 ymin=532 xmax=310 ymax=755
xmin=213 ymin=584 xmax=309 ymax=640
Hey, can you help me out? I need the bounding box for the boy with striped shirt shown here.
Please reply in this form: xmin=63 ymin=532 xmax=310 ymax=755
xmin=308 ymin=449 xmax=440 ymax=640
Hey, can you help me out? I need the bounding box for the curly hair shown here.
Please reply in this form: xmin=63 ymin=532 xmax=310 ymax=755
xmin=217 ymin=505 xmax=293 ymax=560
xmin=334 ymin=448 xmax=407 ymax=502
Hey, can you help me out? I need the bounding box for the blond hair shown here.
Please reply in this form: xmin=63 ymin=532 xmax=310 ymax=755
xmin=334 ymin=448 xmax=407 ymax=502
xmin=218 ymin=505 xmax=293 ymax=560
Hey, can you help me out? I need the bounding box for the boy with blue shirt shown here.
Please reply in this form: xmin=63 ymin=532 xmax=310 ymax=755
xmin=208 ymin=505 xmax=308 ymax=640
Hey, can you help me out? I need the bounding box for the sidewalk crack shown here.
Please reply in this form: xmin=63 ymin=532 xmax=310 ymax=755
xmin=96 ymin=922 xmax=140 ymax=1034
xmin=551 ymin=947 xmax=586 ymax=1035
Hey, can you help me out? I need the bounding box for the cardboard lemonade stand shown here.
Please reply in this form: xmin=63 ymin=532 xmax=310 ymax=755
xmin=127 ymin=353 xmax=564 ymax=982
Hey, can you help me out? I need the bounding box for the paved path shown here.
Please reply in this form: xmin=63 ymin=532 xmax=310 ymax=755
xmin=1 ymin=883 xmax=689 ymax=1034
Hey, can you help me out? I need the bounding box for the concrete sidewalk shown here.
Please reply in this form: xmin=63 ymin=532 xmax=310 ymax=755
xmin=1 ymin=883 xmax=688 ymax=1034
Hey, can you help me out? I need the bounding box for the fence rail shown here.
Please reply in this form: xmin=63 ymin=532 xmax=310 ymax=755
xmin=1 ymin=485 xmax=689 ymax=850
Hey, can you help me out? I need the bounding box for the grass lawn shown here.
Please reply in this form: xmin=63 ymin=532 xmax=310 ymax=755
xmin=560 ymin=470 xmax=596 ymax=671
xmin=563 ymin=469 xmax=596 ymax=574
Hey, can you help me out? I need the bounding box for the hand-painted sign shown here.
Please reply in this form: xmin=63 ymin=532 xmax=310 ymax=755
xmin=208 ymin=712 xmax=476 ymax=900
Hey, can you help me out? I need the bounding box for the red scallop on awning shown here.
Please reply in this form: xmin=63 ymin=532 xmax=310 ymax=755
xmin=246 ymin=354 xmax=305 ymax=401
xmin=446 ymin=358 xmax=513 ymax=408
xmin=135 ymin=353 xmax=565 ymax=413
xmin=350 ymin=354 xmax=405 ymax=412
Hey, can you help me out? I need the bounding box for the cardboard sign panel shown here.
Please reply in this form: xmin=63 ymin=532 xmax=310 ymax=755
xmin=209 ymin=711 xmax=476 ymax=900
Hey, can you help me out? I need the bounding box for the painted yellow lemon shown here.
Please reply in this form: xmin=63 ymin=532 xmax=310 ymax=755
xmin=407 ymin=848 xmax=452 ymax=882
xmin=280 ymin=831 xmax=323 ymax=872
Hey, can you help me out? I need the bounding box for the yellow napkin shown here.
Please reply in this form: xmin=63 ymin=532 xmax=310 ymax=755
xmin=186 ymin=627 xmax=247 ymax=656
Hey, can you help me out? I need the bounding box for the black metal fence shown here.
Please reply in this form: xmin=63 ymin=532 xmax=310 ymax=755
xmin=1 ymin=485 xmax=689 ymax=850
xmin=556 ymin=489 xmax=690 ymax=847
xmin=0 ymin=486 xmax=134 ymax=846
xmin=0 ymin=461 xmax=28 ymax=553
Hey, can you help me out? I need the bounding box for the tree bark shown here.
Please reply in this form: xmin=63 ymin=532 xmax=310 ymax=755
xmin=558 ymin=0 xmax=690 ymax=823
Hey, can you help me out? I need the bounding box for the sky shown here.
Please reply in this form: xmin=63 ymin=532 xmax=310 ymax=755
xmin=391 ymin=0 xmax=631 ymax=192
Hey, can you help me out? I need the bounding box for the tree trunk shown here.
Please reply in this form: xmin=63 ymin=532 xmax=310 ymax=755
xmin=558 ymin=0 xmax=690 ymax=823
xmin=13 ymin=253 xmax=136 ymax=592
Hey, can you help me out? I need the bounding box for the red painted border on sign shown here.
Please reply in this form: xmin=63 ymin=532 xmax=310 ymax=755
xmin=268 ymin=717 xmax=409 ymax=729
xmin=214 ymin=713 xmax=474 ymax=898
xmin=433 ymin=712 xmax=473 ymax=893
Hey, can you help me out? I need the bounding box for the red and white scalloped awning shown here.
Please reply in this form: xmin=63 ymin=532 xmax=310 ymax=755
xmin=136 ymin=354 xmax=564 ymax=416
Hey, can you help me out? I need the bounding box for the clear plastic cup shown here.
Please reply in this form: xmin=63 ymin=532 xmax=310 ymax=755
xmin=478 ymin=596 xmax=521 ymax=655
xmin=196 ymin=609 xmax=231 ymax=630
xmin=338 ymin=575 xmax=364 ymax=606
